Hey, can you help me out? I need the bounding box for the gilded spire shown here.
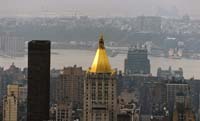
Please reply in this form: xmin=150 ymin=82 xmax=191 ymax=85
xmin=99 ymin=34 xmax=104 ymax=49
xmin=89 ymin=35 xmax=112 ymax=73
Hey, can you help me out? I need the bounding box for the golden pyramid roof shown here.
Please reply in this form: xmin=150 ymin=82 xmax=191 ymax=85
xmin=89 ymin=35 xmax=113 ymax=73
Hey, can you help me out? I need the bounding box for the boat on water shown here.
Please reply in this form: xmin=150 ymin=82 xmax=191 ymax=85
xmin=168 ymin=48 xmax=182 ymax=59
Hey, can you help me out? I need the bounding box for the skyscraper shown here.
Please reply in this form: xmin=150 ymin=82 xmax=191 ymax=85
xmin=124 ymin=46 xmax=150 ymax=75
xmin=3 ymin=84 xmax=27 ymax=121
xmin=0 ymin=32 xmax=25 ymax=57
xmin=83 ymin=35 xmax=117 ymax=121
xmin=55 ymin=102 xmax=73 ymax=121
xmin=57 ymin=65 xmax=85 ymax=108
xmin=166 ymin=82 xmax=189 ymax=121
xmin=27 ymin=40 xmax=51 ymax=121
xmin=3 ymin=95 xmax=17 ymax=121
xmin=135 ymin=16 xmax=162 ymax=33
xmin=173 ymin=92 xmax=195 ymax=121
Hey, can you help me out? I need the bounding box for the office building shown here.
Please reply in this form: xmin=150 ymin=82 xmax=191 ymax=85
xmin=166 ymin=82 xmax=189 ymax=120
xmin=50 ymin=69 xmax=60 ymax=104
xmin=7 ymin=84 xmax=27 ymax=103
xmin=55 ymin=102 xmax=73 ymax=121
xmin=173 ymin=93 xmax=195 ymax=121
xmin=0 ymin=32 xmax=25 ymax=57
xmin=27 ymin=40 xmax=51 ymax=121
xmin=135 ymin=16 xmax=162 ymax=33
xmin=3 ymin=84 xmax=27 ymax=121
xmin=57 ymin=65 xmax=85 ymax=108
xmin=83 ymin=35 xmax=117 ymax=121
xmin=157 ymin=67 xmax=183 ymax=80
xmin=124 ymin=46 xmax=150 ymax=75
xmin=3 ymin=95 xmax=18 ymax=121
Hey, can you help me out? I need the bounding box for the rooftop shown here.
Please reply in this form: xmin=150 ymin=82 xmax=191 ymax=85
xmin=89 ymin=35 xmax=113 ymax=73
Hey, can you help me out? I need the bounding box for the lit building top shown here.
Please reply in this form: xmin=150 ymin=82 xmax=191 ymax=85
xmin=89 ymin=35 xmax=113 ymax=73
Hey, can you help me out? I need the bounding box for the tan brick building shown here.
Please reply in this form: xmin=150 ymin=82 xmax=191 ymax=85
xmin=3 ymin=84 xmax=27 ymax=121
xmin=58 ymin=65 xmax=85 ymax=108
xmin=83 ymin=35 xmax=117 ymax=121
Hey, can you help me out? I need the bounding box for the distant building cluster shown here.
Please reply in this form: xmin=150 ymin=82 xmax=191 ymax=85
xmin=135 ymin=16 xmax=162 ymax=33
xmin=0 ymin=16 xmax=200 ymax=60
xmin=0 ymin=32 xmax=25 ymax=57
xmin=0 ymin=63 xmax=27 ymax=121
xmin=157 ymin=67 xmax=183 ymax=80
xmin=0 ymin=37 xmax=199 ymax=121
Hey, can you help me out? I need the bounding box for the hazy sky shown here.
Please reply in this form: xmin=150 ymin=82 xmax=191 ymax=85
xmin=0 ymin=0 xmax=199 ymax=17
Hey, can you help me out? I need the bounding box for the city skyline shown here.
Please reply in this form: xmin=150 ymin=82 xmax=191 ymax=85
xmin=0 ymin=0 xmax=199 ymax=120
xmin=0 ymin=37 xmax=199 ymax=121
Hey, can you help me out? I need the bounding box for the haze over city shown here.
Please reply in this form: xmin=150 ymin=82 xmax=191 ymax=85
xmin=0 ymin=0 xmax=200 ymax=17
xmin=0 ymin=0 xmax=200 ymax=121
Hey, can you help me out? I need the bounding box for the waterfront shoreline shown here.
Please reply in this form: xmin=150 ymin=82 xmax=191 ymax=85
xmin=0 ymin=49 xmax=199 ymax=79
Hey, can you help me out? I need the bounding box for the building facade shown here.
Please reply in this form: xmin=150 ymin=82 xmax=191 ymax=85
xmin=0 ymin=32 xmax=25 ymax=57
xmin=167 ymin=82 xmax=189 ymax=121
xmin=135 ymin=16 xmax=162 ymax=33
xmin=50 ymin=69 xmax=60 ymax=104
xmin=55 ymin=102 xmax=73 ymax=121
xmin=124 ymin=46 xmax=150 ymax=75
xmin=3 ymin=84 xmax=27 ymax=121
xmin=173 ymin=93 xmax=195 ymax=121
xmin=27 ymin=40 xmax=51 ymax=121
xmin=83 ymin=35 xmax=117 ymax=121
xmin=7 ymin=84 xmax=27 ymax=103
xmin=157 ymin=67 xmax=183 ymax=80
xmin=3 ymin=95 xmax=18 ymax=121
xmin=57 ymin=65 xmax=85 ymax=108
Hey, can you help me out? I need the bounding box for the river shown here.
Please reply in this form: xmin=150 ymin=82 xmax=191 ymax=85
xmin=0 ymin=49 xmax=200 ymax=79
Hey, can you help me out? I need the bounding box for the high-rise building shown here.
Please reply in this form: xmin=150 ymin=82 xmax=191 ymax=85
xmin=157 ymin=67 xmax=183 ymax=80
xmin=27 ymin=40 xmax=51 ymax=121
xmin=0 ymin=32 xmax=25 ymax=57
xmin=50 ymin=69 xmax=60 ymax=104
xmin=135 ymin=16 xmax=162 ymax=33
xmin=3 ymin=95 xmax=18 ymax=121
xmin=57 ymin=65 xmax=85 ymax=108
xmin=3 ymin=84 xmax=27 ymax=121
xmin=140 ymin=81 xmax=167 ymax=116
xmin=166 ymin=82 xmax=189 ymax=121
xmin=124 ymin=46 xmax=150 ymax=75
xmin=7 ymin=84 xmax=26 ymax=103
xmin=83 ymin=35 xmax=117 ymax=121
xmin=55 ymin=102 xmax=73 ymax=121
xmin=173 ymin=92 xmax=195 ymax=121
